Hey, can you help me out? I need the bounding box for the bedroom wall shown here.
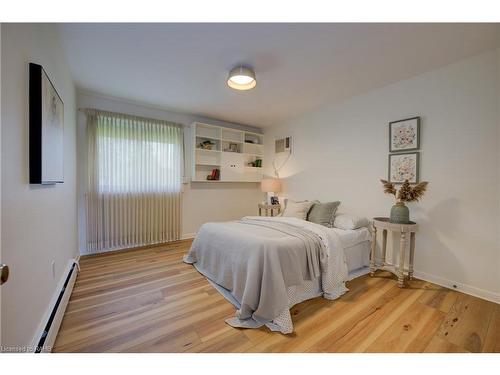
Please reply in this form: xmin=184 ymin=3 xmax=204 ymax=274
xmin=76 ymin=92 xmax=264 ymax=254
xmin=1 ymin=24 xmax=78 ymax=347
xmin=264 ymin=49 xmax=500 ymax=302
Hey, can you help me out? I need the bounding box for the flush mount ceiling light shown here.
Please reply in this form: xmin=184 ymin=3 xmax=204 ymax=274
xmin=227 ymin=65 xmax=257 ymax=91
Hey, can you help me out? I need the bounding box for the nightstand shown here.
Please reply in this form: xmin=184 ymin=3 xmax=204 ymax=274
xmin=258 ymin=203 xmax=281 ymax=217
xmin=370 ymin=217 xmax=418 ymax=288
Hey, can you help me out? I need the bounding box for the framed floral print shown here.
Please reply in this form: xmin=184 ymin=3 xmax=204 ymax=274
xmin=389 ymin=116 xmax=420 ymax=152
xmin=388 ymin=152 xmax=420 ymax=184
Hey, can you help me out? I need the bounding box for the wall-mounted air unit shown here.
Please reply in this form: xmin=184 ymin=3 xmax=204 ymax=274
xmin=275 ymin=136 xmax=292 ymax=154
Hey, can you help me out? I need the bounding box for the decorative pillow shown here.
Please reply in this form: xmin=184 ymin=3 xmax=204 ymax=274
xmin=281 ymin=200 xmax=314 ymax=220
xmin=307 ymin=201 xmax=341 ymax=227
xmin=333 ymin=214 xmax=369 ymax=230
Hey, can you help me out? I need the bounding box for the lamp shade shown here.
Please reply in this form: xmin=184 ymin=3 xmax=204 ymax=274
xmin=261 ymin=178 xmax=281 ymax=193
xmin=227 ymin=65 xmax=257 ymax=90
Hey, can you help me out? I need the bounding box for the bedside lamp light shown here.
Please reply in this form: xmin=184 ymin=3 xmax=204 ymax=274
xmin=261 ymin=178 xmax=282 ymax=205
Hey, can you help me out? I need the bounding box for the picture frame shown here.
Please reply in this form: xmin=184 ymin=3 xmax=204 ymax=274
xmin=229 ymin=143 xmax=238 ymax=152
xmin=29 ymin=63 xmax=64 ymax=184
xmin=389 ymin=116 xmax=420 ymax=153
xmin=388 ymin=152 xmax=420 ymax=184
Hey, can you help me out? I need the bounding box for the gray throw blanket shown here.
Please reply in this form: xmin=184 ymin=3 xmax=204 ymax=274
xmin=183 ymin=217 xmax=328 ymax=325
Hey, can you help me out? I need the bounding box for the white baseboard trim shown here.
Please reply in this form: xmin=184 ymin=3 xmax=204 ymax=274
xmin=30 ymin=258 xmax=78 ymax=353
xmin=413 ymin=270 xmax=500 ymax=304
xmin=181 ymin=232 xmax=196 ymax=240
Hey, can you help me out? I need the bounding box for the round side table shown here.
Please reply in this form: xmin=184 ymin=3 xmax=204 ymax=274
xmin=370 ymin=217 xmax=418 ymax=288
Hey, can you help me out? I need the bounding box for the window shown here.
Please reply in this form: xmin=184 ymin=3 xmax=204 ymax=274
xmin=85 ymin=110 xmax=183 ymax=252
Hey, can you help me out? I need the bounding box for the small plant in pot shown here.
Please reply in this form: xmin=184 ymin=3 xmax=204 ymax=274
xmin=380 ymin=179 xmax=429 ymax=223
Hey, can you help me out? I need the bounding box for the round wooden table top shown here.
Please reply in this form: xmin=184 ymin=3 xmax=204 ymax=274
xmin=372 ymin=217 xmax=418 ymax=232
xmin=373 ymin=217 xmax=416 ymax=225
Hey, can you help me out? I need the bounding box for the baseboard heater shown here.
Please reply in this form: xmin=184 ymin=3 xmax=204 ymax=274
xmin=35 ymin=262 xmax=77 ymax=353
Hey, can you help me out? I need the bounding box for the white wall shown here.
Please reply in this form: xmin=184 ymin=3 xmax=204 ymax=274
xmin=77 ymin=92 xmax=264 ymax=254
xmin=264 ymin=49 xmax=500 ymax=302
xmin=1 ymin=24 xmax=78 ymax=347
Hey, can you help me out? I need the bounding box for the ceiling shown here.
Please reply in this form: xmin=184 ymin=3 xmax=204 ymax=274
xmin=58 ymin=23 xmax=499 ymax=128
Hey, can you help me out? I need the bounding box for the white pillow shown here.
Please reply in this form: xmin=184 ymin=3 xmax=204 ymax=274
xmin=333 ymin=214 xmax=369 ymax=230
xmin=281 ymin=200 xmax=314 ymax=220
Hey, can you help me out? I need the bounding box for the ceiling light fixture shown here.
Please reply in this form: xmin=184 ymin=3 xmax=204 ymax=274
xmin=227 ymin=65 xmax=257 ymax=91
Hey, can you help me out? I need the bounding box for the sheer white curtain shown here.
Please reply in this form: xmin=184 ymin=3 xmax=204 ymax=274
xmin=85 ymin=109 xmax=183 ymax=253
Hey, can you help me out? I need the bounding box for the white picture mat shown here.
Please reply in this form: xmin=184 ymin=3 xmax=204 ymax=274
xmin=41 ymin=70 xmax=64 ymax=183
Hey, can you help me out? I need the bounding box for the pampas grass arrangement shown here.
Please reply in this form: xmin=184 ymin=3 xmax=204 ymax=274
xmin=380 ymin=179 xmax=428 ymax=203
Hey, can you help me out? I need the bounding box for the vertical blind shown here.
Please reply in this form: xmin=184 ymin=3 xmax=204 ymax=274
xmin=85 ymin=109 xmax=183 ymax=253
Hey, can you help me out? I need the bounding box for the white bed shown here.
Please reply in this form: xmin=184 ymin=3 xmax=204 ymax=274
xmin=184 ymin=216 xmax=372 ymax=334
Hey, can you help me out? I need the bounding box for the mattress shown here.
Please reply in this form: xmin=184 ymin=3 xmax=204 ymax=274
xmin=331 ymin=226 xmax=371 ymax=276
xmin=331 ymin=226 xmax=371 ymax=248
xmin=345 ymin=241 xmax=371 ymax=279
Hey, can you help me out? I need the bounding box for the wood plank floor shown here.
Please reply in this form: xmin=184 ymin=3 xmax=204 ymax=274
xmin=53 ymin=240 xmax=500 ymax=353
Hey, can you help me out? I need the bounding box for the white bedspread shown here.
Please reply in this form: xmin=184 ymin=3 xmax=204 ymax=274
xmin=184 ymin=216 xmax=349 ymax=334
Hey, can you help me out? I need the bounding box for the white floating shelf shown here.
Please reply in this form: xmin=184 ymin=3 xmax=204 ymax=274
xmin=192 ymin=122 xmax=264 ymax=183
xmin=196 ymin=148 xmax=220 ymax=153
xmin=196 ymin=163 xmax=221 ymax=166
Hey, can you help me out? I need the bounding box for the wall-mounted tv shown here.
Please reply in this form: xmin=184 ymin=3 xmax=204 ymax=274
xmin=29 ymin=63 xmax=64 ymax=184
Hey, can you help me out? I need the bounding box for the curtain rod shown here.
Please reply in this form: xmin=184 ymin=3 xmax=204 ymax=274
xmin=78 ymin=107 xmax=184 ymax=127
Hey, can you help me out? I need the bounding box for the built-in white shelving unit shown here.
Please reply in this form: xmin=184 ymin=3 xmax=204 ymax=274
xmin=192 ymin=122 xmax=264 ymax=182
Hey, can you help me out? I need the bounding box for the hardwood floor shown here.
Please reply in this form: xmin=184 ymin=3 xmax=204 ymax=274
xmin=53 ymin=240 xmax=500 ymax=353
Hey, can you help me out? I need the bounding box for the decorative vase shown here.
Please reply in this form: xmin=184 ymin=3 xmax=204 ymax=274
xmin=390 ymin=201 xmax=409 ymax=223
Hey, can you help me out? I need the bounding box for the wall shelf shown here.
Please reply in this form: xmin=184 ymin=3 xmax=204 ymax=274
xmin=195 ymin=148 xmax=220 ymax=153
xmin=192 ymin=122 xmax=264 ymax=183
xmin=196 ymin=162 xmax=221 ymax=166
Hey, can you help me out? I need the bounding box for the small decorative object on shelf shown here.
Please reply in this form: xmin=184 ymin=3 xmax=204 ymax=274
xmin=247 ymin=159 xmax=262 ymax=168
xmin=380 ymin=179 xmax=428 ymax=224
xmin=199 ymin=140 xmax=215 ymax=150
xmin=207 ymin=168 xmax=220 ymax=180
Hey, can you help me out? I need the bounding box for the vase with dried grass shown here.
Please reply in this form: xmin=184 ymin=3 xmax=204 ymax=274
xmin=380 ymin=179 xmax=429 ymax=223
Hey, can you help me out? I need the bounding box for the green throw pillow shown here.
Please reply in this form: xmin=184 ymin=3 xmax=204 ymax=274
xmin=307 ymin=201 xmax=341 ymax=227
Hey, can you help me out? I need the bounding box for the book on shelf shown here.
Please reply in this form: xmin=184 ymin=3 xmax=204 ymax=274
xmin=208 ymin=168 xmax=220 ymax=180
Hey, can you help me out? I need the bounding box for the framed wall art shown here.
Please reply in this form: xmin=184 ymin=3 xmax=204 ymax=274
xmin=389 ymin=116 xmax=420 ymax=153
xmin=29 ymin=63 xmax=64 ymax=184
xmin=388 ymin=152 xmax=420 ymax=184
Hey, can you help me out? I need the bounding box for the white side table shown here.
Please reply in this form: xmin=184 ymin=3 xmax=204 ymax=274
xmin=370 ymin=217 xmax=418 ymax=288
